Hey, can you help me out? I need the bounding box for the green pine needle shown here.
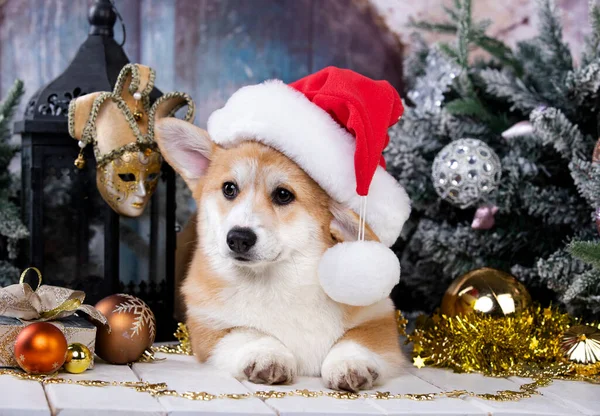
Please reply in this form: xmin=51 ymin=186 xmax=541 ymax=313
xmin=407 ymin=18 xmax=457 ymax=34
xmin=583 ymin=0 xmax=600 ymax=64
xmin=474 ymin=35 xmax=523 ymax=74
xmin=0 ymin=79 xmax=27 ymax=265
xmin=568 ymin=240 xmax=600 ymax=269
xmin=445 ymin=97 xmax=487 ymax=118
xmin=536 ymin=0 xmax=573 ymax=73
xmin=386 ymin=0 xmax=600 ymax=317
xmin=456 ymin=0 xmax=472 ymax=68
xmin=439 ymin=42 xmax=461 ymax=62
xmin=0 ymin=79 xmax=24 ymax=144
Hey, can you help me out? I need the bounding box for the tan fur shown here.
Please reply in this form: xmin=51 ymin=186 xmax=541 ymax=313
xmin=186 ymin=316 xmax=230 ymax=362
xmin=174 ymin=214 xmax=198 ymax=322
xmin=194 ymin=142 xmax=333 ymax=225
xmin=160 ymin=133 xmax=402 ymax=384
xmin=181 ymin=142 xmax=338 ymax=362
xmin=340 ymin=313 xmax=402 ymax=364
xmin=182 ymin=244 xmax=230 ymax=361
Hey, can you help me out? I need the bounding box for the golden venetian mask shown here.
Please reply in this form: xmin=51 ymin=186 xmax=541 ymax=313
xmin=67 ymin=64 xmax=195 ymax=217
xmin=97 ymin=149 xmax=162 ymax=217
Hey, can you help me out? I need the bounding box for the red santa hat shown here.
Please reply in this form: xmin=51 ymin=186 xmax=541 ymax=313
xmin=207 ymin=67 xmax=411 ymax=306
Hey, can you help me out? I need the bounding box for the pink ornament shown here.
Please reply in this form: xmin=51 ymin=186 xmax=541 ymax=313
xmin=471 ymin=205 xmax=499 ymax=230
xmin=501 ymin=121 xmax=533 ymax=139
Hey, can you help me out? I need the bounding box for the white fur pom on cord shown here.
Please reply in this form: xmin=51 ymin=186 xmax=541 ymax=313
xmin=318 ymin=241 xmax=400 ymax=306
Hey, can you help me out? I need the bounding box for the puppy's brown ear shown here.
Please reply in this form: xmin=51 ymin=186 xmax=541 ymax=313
xmin=329 ymin=202 xmax=379 ymax=243
xmin=155 ymin=118 xmax=214 ymax=190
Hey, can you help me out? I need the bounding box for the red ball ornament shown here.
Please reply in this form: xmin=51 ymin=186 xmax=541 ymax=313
xmin=94 ymin=294 xmax=156 ymax=364
xmin=14 ymin=322 xmax=68 ymax=374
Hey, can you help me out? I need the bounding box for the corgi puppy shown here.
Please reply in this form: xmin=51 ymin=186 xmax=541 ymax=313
xmin=155 ymin=118 xmax=406 ymax=392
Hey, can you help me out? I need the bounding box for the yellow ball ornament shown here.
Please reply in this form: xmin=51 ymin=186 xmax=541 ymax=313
xmin=64 ymin=343 xmax=92 ymax=374
xmin=440 ymin=267 xmax=531 ymax=317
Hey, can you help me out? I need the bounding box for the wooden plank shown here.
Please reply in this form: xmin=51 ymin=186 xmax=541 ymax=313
xmin=132 ymin=353 xmax=276 ymax=415
xmin=412 ymin=367 xmax=581 ymax=416
xmin=140 ymin=0 xmax=176 ymax=92
xmin=242 ymin=376 xmax=386 ymax=416
xmin=173 ymin=0 xmax=313 ymax=126
xmin=365 ymin=371 xmax=485 ymax=415
xmin=0 ymin=0 xmax=89 ymax=110
xmin=311 ymin=0 xmax=403 ymax=89
xmin=0 ymin=373 xmax=51 ymax=416
xmin=5 ymin=356 xmax=600 ymax=415
xmin=511 ymin=376 xmax=600 ymax=416
xmin=114 ymin=0 xmax=142 ymax=63
xmin=44 ymin=361 xmax=166 ymax=416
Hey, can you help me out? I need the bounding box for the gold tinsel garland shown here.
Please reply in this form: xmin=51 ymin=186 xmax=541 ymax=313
xmin=404 ymin=306 xmax=600 ymax=383
xmin=2 ymin=314 xmax=598 ymax=402
xmin=151 ymin=323 xmax=193 ymax=355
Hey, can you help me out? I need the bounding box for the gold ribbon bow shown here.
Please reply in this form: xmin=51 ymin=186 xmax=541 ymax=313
xmin=0 ymin=267 xmax=108 ymax=325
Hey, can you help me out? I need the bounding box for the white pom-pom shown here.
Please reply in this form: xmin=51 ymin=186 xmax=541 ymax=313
xmin=318 ymin=241 xmax=400 ymax=306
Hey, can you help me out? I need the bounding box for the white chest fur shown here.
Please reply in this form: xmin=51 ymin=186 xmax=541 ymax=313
xmin=188 ymin=258 xmax=346 ymax=376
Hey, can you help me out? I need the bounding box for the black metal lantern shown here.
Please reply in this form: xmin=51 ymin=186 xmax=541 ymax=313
xmin=14 ymin=0 xmax=176 ymax=341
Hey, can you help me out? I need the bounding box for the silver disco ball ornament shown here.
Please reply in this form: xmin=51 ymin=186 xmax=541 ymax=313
xmin=432 ymin=138 xmax=502 ymax=208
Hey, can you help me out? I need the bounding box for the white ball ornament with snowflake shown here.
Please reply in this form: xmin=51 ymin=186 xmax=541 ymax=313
xmin=432 ymin=138 xmax=502 ymax=208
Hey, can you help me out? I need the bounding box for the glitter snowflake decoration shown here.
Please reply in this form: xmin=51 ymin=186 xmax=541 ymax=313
xmin=113 ymin=294 xmax=156 ymax=341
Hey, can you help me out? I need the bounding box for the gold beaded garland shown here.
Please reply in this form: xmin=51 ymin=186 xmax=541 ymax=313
xmin=0 ymin=367 xmax=555 ymax=402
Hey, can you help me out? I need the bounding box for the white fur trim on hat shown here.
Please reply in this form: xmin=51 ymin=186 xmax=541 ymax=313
xmin=207 ymin=80 xmax=411 ymax=247
xmin=318 ymin=241 xmax=400 ymax=306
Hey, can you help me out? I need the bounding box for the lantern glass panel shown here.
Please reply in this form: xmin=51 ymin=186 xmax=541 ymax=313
xmin=41 ymin=150 xmax=106 ymax=294
xmin=119 ymin=178 xmax=168 ymax=293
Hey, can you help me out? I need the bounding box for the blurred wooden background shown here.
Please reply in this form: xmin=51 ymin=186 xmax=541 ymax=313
xmin=0 ymin=0 xmax=590 ymax=127
xmin=0 ymin=0 xmax=404 ymax=127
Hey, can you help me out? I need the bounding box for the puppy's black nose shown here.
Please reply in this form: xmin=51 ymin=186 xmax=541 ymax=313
xmin=226 ymin=227 xmax=257 ymax=254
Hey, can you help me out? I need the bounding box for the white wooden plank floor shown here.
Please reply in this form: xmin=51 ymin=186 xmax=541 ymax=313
xmin=1 ymin=351 xmax=599 ymax=415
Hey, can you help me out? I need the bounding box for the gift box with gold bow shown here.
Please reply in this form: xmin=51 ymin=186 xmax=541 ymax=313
xmin=0 ymin=268 xmax=107 ymax=369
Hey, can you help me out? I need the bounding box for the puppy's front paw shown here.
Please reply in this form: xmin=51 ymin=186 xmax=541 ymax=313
xmin=322 ymin=360 xmax=379 ymax=393
xmin=240 ymin=351 xmax=296 ymax=385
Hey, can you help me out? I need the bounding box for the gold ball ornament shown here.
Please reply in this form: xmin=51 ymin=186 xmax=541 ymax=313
xmin=64 ymin=343 xmax=92 ymax=373
xmin=94 ymin=294 xmax=156 ymax=364
xmin=440 ymin=267 xmax=531 ymax=317
xmin=14 ymin=322 xmax=68 ymax=374
xmin=561 ymin=324 xmax=600 ymax=364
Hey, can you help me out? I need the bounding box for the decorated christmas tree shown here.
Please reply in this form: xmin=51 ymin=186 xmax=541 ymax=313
xmin=387 ymin=0 xmax=600 ymax=318
xmin=0 ymin=80 xmax=27 ymax=285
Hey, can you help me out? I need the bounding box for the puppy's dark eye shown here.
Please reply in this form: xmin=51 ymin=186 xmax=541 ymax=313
xmin=118 ymin=173 xmax=136 ymax=182
xmin=272 ymin=187 xmax=295 ymax=205
xmin=222 ymin=182 xmax=238 ymax=200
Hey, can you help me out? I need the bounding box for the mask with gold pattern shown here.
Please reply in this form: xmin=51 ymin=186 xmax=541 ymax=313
xmin=67 ymin=64 xmax=195 ymax=217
